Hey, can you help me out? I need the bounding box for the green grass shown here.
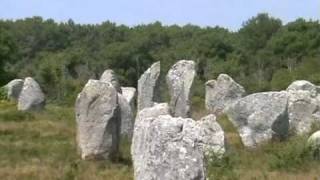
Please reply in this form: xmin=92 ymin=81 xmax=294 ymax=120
xmin=0 ymin=101 xmax=132 ymax=180
xmin=0 ymin=101 xmax=319 ymax=180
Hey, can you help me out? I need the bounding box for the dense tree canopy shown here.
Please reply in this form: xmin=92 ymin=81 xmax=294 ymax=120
xmin=0 ymin=25 xmax=16 ymax=83
xmin=0 ymin=13 xmax=319 ymax=104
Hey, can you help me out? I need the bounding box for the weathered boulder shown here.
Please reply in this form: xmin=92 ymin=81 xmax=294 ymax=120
xmin=18 ymin=77 xmax=45 ymax=111
xmin=287 ymin=80 xmax=319 ymax=94
xmin=225 ymin=91 xmax=289 ymax=148
xmin=132 ymin=104 xmax=225 ymax=180
xmin=307 ymin=130 xmax=320 ymax=159
xmin=118 ymin=93 xmax=134 ymax=138
xmin=75 ymin=80 xmax=120 ymax=160
xmin=197 ymin=114 xmax=226 ymax=157
xmin=4 ymin=79 xmax=24 ymax=101
xmin=100 ymin=69 xmax=121 ymax=93
xmin=166 ymin=60 xmax=195 ymax=118
xmin=205 ymin=74 xmax=245 ymax=115
xmin=135 ymin=103 xmax=170 ymax=121
xmin=287 ymin=81 xmax=320 ymax=135
xmin=121 ymin=87 xmax=136 ymax=112
xmin=137 ymin=61 xmax=161 ymax=112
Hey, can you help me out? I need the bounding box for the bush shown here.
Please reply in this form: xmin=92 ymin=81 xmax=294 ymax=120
xmin=0 ymin=87 xmax=8 ymax=101
xmin=206 ymin=150 xmax=239 ymax=180
xmin=266 ymin=136 xmax=313 ymax=171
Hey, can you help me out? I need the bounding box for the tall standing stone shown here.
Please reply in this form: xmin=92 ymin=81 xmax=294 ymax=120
xmin=118 ymin=93 xmax=134 ymax=138
xmin=205 ymin=74 xmax=246 ymax=115
xmin=100 ymin=70 xmax=137 ymax=138
xmin=137 ymin=61 xmax=160 ymax=112
xmin=121 ymin=87 xmax=136 ymax=112
xmin=18 ymin=77 xmax=45 ymax=111
xmin=225 ymin=91 xmax=289 ymax=148
xmin=166 ymin=60 xmax=195 ymax=118
xmin=132 ymin=104 xmax=225 ymax=180
xmin=100 ymin=69 xmax=122 ymax=93
xmin=287 ymin=80 xmax=320 ymax=135
xmin=120 ymin=87 xmax=136 ymax=138
xmin=75 ymin=80 xmax=120 ymax=160
xmin=4 ymin=79 xmax=24 ymax=101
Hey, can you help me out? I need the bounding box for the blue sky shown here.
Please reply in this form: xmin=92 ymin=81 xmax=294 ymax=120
xmin=0 ymin=0 xmax=319 ymax=30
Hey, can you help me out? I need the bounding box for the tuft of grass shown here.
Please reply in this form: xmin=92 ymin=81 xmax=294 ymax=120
xmin=0 ymin=109 xmax=34 ymax=122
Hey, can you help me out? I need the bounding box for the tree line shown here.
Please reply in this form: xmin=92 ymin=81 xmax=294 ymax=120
xmin=0 ymin=13 xmax=320 ymax=104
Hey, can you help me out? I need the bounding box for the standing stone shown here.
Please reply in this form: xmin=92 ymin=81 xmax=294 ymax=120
xmin=205 ymin=74 xmax=245 ymax=115
xmin=198 ymin=114 xmax=226 ymax=157
xmin=100 ymin=69 xmax=121 ymax=93
xmin=132 ymin=104 xmax=225 ymax=180
xmin=18 ymin=77 xmax=45 ymax=111
xmin=137 ymin=61 xmax=160 ymax=112
xmin=166 ymin=60 xmax=195 ymax=118
xmin=121 ymin=87 xmax=136 ymax=112
xmin=225 ymin=91 xmax=289 ymax=148
xmin=118 ymin=93 xmax=134 ymax=138
xmin=75 ymin=80 xmax=120 ymax=160
xmin=287 ymin=80 xmax=320 ymax=135
xmin=100 ymin=70 xmax=136 ymax=138
xmin=120 ymin=87 xmax=136 ymax=138
xmin=4 ymin=79 xmax=24 ymax=101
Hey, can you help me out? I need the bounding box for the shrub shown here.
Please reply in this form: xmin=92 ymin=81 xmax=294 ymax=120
xmin=0 ymin=87 xmax=8 ymax=101
xmin=266 ymin=136 xmax=313 ymax=171
xmin=206 ymin=150 xmax=239 ymax=180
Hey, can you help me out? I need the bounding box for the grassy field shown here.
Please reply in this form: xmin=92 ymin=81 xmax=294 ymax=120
xmin=0 ymin=101 xmax=132 ymax=180
xmin=0 ymin=101 xmax=319 ymax=179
